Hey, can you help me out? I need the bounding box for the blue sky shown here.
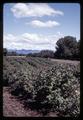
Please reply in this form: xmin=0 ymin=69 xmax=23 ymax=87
xmin=3 ymin=3 xmax=80 ymax=50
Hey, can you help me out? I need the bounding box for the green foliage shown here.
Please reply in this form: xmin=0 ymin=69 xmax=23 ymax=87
xmin=33 ymin=63 xmax=80 ymax=116
xmin=3 ymin=48 xmax=7 ymax=56
xmin=3 ymin=56 xmax=80 ymax=117
xmin=27 ymin=50 xmax=54 ymax=58
xmin=55 ymin=36 xmax=80 ymax=60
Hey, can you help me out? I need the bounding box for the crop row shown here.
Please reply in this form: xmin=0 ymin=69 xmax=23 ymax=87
xmin=3 ymin=56 xmax=80 ymax=117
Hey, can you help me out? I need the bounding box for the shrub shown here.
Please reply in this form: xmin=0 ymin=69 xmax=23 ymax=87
xmin=3 ymin=56 xmax=80 ymax=116
xmin=32 ymin=63 xmax=80 ymax=116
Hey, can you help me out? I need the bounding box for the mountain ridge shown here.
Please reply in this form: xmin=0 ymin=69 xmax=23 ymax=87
xmin=7 ymin=49 xmax=40 ymax=54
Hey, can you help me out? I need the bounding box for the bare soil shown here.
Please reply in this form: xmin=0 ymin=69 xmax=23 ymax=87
xmin=50 ymin=58 xmax=80 ymax=65
xmin=3 ymin=87 xmax=58 ymax=117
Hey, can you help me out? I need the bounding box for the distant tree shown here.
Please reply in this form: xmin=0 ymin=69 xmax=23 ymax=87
xmin=54 ymin=36 xmax=80 ymax=60
xmin=11 ymin=51 xmax=17 ymax=56
xmin=26 ymin=50 xmax=54 ymax=58
xmin=74 ymin=40 xmax=80 ymax=59
xmin=40 ymin=50 xmax=54 ymax=58
xmin=78 ymin=40 xmax=80 ymax=58
xmin=26 ymin=53 xmax=38 ymax=57
xmin=3 ymin=48 xmax=7 ymax=56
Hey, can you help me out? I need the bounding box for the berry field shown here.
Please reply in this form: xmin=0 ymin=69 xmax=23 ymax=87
xmin=3 ymin=56 xmax=80 ymax=117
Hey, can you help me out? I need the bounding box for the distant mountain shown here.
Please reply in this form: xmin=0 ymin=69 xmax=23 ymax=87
xmin=8 ymin=49 xmax=40 ymax=55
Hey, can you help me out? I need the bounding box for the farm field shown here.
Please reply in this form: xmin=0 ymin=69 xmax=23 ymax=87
xmin=3 ymin=56 xmax=80 ymax=117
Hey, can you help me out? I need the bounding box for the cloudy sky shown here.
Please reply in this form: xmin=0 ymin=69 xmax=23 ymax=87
xmin=3 ymin=3 xmax=80 ymax=50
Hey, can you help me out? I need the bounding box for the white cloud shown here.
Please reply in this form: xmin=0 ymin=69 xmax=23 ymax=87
xmin=3 ymin=32 xmax=63 ymax=50
xmin=27 ymin=20 xmax=60 ymax=28
xmin=11 ymin=3 xmax=64 ymax=18
xmin=4 ymin=34 xmax=17 ymax=41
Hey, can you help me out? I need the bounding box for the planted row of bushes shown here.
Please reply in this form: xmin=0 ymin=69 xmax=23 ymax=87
xmin=3 ymin=56 xmax=80 ymax=117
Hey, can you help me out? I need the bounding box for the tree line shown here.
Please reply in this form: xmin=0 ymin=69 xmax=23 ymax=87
xmin=3 ymin=36 xmax=80 ymax=60
xmin=54 ymin=36 xmax=80 ymax=60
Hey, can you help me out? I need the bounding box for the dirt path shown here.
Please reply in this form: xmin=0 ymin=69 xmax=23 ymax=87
xmin=3 ymin=87 xmax=58 ymax=117
xmin=3 ymin=87 xmax=42 ymax=117
xmin=50 ymin=59 xmax=80 ymax=65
